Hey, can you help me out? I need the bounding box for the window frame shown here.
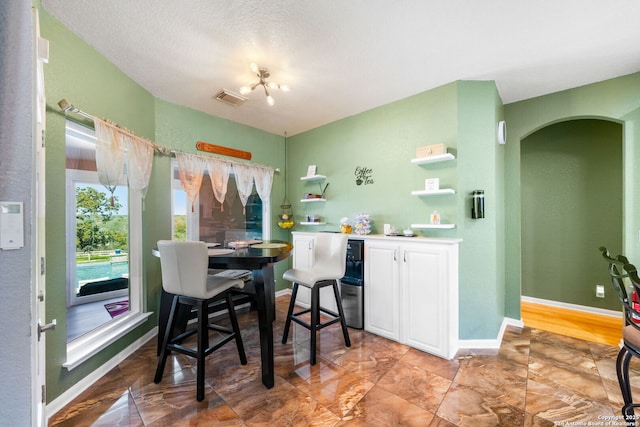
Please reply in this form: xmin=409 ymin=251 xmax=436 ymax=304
xmin=63 ymin=121 xmax=151 ymax=370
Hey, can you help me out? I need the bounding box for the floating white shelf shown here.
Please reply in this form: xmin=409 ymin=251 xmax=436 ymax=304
xmin=300 ymin=198 xmax=327 ymax=203
xmin=411 ymin=224 xmax=456 ymax=229
xmin=411 ymin=189 xmax=455 ymax=196
xmin=411 ymin=153 xmax=455 ymax=165
xmin=300 ymin=174 xmax=327 ymax=181
xmin=300 ymin=222 xmax=327 ymax=226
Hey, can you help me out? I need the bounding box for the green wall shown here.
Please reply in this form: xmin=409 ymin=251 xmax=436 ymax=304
xmin=288 ymin=83 xmax=459 ymax=232
xmin=456 ymin=81 xmax=505 ymax=339
xmin=39 ymin=5 xmax=283 ymax=402
xmin=40 ymin=0 xmax=640 ymax=404
xmin=153 ymin=100 xmax=291 ymax=290
xmin=521 ymin=119 xmax=622 ymax=309
xmin=504 ymin=72 xmax=640 ymax=320
xmin=40 ymin=4 xmax=157 ymax=402
xmin=287 ymin=80 xmax=506 ymax=340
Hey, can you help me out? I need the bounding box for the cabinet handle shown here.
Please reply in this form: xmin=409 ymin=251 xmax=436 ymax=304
xmin=403 ymin=251 xmax=407 ymax=262
xmin=394 ymin=250 xmax=397 ymax=261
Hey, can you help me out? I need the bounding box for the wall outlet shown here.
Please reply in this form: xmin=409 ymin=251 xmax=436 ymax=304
xmin=596 ymin=284 xmax=605 ymax=298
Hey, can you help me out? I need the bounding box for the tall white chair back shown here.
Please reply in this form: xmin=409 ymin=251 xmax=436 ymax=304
xmin=310 ymin=233 xmax=348 ymax=280
xmin=157 ymin=240 xmax=209 ymax=299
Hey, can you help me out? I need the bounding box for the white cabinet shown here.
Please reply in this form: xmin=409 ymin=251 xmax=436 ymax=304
xmin=364 ymin=237 xmax=459 ymax=359
xmin=364 ymin=241 xmax=401 ymax=340
xmin=401 ymin=243 xmax=458 ymax=358
xmin=289 ymin=232 xmax=338 ymax=312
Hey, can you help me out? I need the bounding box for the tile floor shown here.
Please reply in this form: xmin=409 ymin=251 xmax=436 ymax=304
xmin=49 ymin=295 xmax=640 ymax=426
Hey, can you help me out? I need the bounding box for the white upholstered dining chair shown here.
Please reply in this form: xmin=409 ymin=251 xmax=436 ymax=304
xmin=154 ymin=240 xmax=246 ymax=401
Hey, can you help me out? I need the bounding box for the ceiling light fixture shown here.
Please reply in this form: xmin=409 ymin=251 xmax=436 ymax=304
xmin=239 ymin=63 xmax=289 ymax=106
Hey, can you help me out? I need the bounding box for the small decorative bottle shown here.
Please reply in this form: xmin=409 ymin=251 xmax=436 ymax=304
xmin=430 ymin=211 xmax=441 ymax=225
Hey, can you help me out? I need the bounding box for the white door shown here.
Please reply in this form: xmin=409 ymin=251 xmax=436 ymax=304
xmin=33 ymin=9 xmax=50 ymax=425
xmin=364 ymin=241 xmax=400 ymax=340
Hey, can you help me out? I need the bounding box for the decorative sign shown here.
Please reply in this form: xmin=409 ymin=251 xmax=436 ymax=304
xmin=196 ymin=141 xmax=252 ymax=160
xmin=354 ymin=166 xmax=374 ymax=186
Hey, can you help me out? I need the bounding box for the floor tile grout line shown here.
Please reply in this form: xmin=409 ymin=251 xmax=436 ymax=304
xmin=52 ymin=297 xmax=629 ymax=426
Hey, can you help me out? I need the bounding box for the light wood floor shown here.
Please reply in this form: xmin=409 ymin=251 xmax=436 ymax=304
xmin=521 ymin=300 xmax=623 ymax=347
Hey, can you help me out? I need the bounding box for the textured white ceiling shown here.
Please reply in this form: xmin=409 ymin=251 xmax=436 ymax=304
xmin=42 ymin=0 xmax=640 ymax=136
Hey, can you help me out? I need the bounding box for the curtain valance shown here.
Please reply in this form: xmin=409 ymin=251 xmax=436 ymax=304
xmin=71 ymin=103 xmax=275 ymax=211
xmin=175 ymin=157 xmax=274 ymax=214
xmin=94 ymin=118 xmax=155 ymax=201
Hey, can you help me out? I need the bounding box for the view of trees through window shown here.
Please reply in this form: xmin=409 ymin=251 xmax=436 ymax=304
xmin=73 ymin=183 xmax=129 ymax=300
xmin=76 ymin=186 xmax=128 ymax=259
xmin=173 ymin=187 xmax=187 ymax=240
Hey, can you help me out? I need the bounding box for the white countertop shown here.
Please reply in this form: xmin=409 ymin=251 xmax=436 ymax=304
xmin=292 ymin=231 xmax=462 ymax=245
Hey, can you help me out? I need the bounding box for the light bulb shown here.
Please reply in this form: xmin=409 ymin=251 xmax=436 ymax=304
xmin=250 ymin=63 xmax=259 ymax=74
xmin=279 ymin=84 xmax=290 ymax=92
xmin=239 ymin=86 xmax=251 ymax=95
xmin=266 ymin=95 xmax=275 ymax=106
xmin=268 ymin=82 xmax=278 ymax=89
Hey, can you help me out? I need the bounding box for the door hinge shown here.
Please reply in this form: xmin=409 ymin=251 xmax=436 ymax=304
xmin=41 ymin=385 xmax=46 ymax=403
xmin=40 ymin=256 xmax=45 ymax=275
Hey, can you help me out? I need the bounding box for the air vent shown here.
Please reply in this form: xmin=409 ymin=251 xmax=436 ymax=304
xmin=214 ymin=89 xmax=248 ymax=106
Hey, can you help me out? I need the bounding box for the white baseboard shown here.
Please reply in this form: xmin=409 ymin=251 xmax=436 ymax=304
xmin=46 ymin=327 xmax=157 ymax=421
xmin=276 ymin=288 xmax=292 ymax=297
xmin=458 ymin=316 xmax=522 ymax=350
xmin=521 ymin=295 xmax=622 ymax=318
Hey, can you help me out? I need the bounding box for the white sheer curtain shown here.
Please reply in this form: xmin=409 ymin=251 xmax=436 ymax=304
xmin=253 ymin=166 xmax=274 ymax=204
xmin=225 ymin=180 xmax=238 ymax=210
xmin=94 ymin=118 xmax=155 ymax=201
xmin=206 ymin=158 xmax=232 ymax=212
xmin=94 ymin=118 xmax=125 ymax=205
xmin=231 ymin=164 xmax=255 ymax=214
xmin=176 ymin=152 xmax=207 ymax=212
xmin=124 ymin=134 xmax=154 ymax=198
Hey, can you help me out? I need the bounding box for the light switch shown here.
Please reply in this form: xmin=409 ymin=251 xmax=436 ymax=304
xmin=1 ymin=202 xmax=24 ymax=250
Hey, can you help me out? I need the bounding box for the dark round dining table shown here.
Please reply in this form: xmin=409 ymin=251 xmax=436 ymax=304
xmin=155 ymin=240 xmax=293 ymax=389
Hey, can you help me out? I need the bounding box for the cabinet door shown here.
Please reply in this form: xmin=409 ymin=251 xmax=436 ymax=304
xmin=291 ymin=233 xmax=315 ymax=307
xmin=401 ymin=243 xmax=453 ymax=358
xmin=364 ymin=242 xmax=400 ymax=340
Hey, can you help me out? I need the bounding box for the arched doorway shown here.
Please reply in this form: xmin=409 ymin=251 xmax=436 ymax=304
xmin=521 ymin=118 xmax=622 ymax=311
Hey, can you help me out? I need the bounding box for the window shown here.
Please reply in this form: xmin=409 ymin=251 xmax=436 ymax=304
xmin=171 ymin=160 xmax=270 ymax=242
xmin=63 ymin=120 xmax=150 ymax=369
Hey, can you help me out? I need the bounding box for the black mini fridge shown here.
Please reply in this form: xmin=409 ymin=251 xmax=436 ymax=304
xmin=341 ymin=239 xmax=364 ymax=329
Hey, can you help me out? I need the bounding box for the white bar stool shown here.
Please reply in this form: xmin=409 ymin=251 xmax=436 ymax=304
xmin=282 ymin=233 xmax=351 ymax=365
xmin=154 ymin=240 xmax=246 ymax=401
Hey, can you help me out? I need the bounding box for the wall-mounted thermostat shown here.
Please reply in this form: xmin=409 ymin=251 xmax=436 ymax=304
xmin=1 ymin=202 xmax=24 ymax=250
